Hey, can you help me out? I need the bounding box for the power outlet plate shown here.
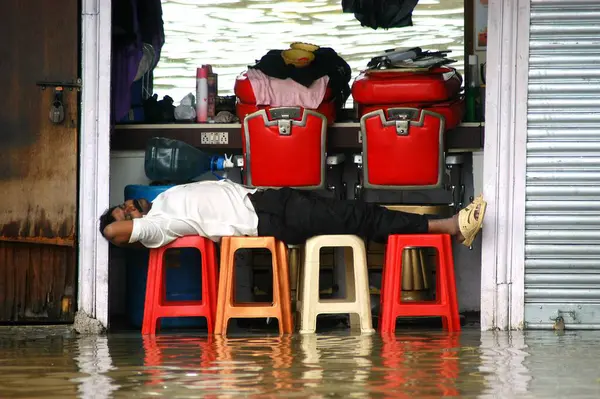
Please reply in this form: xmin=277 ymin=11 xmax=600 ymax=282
xmin=200 ymin=131 xmax=229 ymax=145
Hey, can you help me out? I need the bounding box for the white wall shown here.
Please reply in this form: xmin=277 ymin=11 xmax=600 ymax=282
xmin=109 ymin=151 xmax=150 ymax=206
xmin=472 ymin=151 xmax=484 ymax=197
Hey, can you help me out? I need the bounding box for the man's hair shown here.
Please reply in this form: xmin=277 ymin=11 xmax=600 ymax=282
xmin=99 ymin=206 xmax=118 ymax=235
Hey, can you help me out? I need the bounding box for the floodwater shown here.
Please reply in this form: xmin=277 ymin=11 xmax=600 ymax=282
xmin=154 ymin=0 xmax=464 ymax=104
xmin=2 ymin=327 xmax=600 ymax=398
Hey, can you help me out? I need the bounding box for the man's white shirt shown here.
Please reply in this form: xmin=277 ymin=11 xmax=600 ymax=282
xmin=129 ymin=180 xmax=258 ymax=248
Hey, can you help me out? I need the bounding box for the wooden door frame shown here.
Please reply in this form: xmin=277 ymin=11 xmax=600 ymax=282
xmin=79 ymin=0 xmax=112 ymax=329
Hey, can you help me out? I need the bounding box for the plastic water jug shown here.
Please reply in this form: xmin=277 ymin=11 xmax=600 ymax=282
xmin=144 ymin=137 xmax=231 ymax=183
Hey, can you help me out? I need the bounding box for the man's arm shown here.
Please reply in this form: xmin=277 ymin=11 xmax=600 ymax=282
xmin=102 ymin=221 xmax=135 ymax=246
xmin=104 ymin=217 xmax=170 ymax=249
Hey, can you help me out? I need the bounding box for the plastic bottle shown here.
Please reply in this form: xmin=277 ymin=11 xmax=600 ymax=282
xmin=465 ymin=54 xmax=481 ymax=122
xmin=144 ymin=137 xmax=233 ymax=183
xmin=203 ymin=64 xmax=218 ymax=119
xmin=196 ymin=67 xmax=208 ymax=123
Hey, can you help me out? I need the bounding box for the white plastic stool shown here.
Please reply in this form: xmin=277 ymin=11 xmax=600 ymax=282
xmin=297 ymin=235 xmax=375 ymax=334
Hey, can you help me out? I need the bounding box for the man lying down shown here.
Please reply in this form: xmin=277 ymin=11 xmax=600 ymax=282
xmin=99 ymin=179 xmax=486 ymax=249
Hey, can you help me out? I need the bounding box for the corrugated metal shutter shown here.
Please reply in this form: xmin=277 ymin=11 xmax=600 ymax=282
xmin=525 ymin=0 xmax=600 ymax=329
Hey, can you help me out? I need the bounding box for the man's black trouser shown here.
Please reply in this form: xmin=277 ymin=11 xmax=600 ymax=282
xmin=248 ymin=188 xmax=432 ymax=245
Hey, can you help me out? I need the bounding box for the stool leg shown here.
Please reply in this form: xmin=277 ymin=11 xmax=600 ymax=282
xmin=379 ymin=242 xmax=403 ymax=334
xmin=271 ymin=243 xmax=282 ymax=332
xmin=435 ymin=241 xmax=453 ymax=331
xmin=275 ymin=242 xmax=293 ymax=334
xmin=215 ymin=238 xmax=234 ymax=335
xmin=352 ymin=243 xmax=374 ymax=334
xmin=419 ymin=249 xmax=430 ymax=291
xmin=390 ymin=244 xmax=406 ymax=334
xmin=349 ymin=316 xmax=362 ymax=332
xmin=437 ymin=241 xmax=452 ymax=330
xmin=289 ymin=246 xmax=299 ymax=311
xmin=295 ymin=249 xmax=305 ymax=325
xmin=345 ymin=250 xmax=357 ymax=302
xmin=203 ymin=244 xmax=218 ymax=334
xmin=345 ymin=250 xmax=362 ymax=331
xmin=142 ymin=249 xmax=161 ymax=335
xmin=402 ymin=249 xmax=413 ymax=291
xmin=411 ymin=249 xmax=424 ymax=291
xmin=299 ymin=241 xmax=321 ymax=334
xmin=299 ymin=262 xmax=320 ymax=333
xmin=433 ymin=245 xmax=449 ymax=330
xmin=379 ymin=246 xmax=392 ymax=334
xmin=443 ymin=236 xmax=460 ymax=331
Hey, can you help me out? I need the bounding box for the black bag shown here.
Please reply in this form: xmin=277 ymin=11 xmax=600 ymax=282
xmin=342 ymin=0 xmax=420 ymax=30
xmin=143 ymin=94 xmax=175 ymax=123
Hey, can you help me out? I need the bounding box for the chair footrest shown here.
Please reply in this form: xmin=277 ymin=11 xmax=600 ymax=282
xmin=154 ymin=303 xmax=211 ymax=318
xmin=224 ymin=308 xmax=282 ymax=318
xmin=158 ymin=300 xmax=205 ymax=307
xmin=225 ymin=301 xmax=281 ymax=317
xmin=391 ymin=304 xmax=452 ymax=317
xmin=314 ymin=301 xmax=361 ymax=314
xmin=227 ymin=302 xmax=275 ymax=308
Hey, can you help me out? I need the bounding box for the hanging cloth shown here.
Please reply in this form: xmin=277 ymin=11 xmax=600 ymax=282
xmin=342 ymin=0 xmax=420 ymax=30
xmin=111 ymin=0 xmax=165 ymax=122
xmin=250 ymin=47 xmax=352 ymax=109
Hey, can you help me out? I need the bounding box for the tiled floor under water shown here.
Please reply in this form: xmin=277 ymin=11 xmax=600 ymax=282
xmin=1 ymin=326 xmax=600 ymax=398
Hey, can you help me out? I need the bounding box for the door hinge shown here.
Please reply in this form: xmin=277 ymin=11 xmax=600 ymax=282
xmin=37 ymin=79 xmax=82 ymax=91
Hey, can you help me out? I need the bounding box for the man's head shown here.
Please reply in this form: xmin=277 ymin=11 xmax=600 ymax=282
xmin=98 ymin=198 xmax=151 ymax=236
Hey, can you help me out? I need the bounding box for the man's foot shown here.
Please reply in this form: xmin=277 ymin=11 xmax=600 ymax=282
xmin=451 ymin=214 xmax=464 ymax=242
xmin=455 ymin=196 xmax=487 ymax=247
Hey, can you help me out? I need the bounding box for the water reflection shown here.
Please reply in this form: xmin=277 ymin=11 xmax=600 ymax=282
xmin=300 ymin=334 xmax=373 ymax=397
xmin=143 ymin=335 xmax=296 ymax=396
xmin=213 ymin=336 xmax=294 ymax=394
xmin=143 ymin=335 xmax=217 ymax=387
xmin=155 ymin=0 xmax=465 ymax=104
xmin=478 ymin=332 xmax=531 ymax=398
xmin=369 ymin=333 xmax=460 ymax=398
xmin=74 ymin=336 xmax=120 ymax=398
xmin=3 ymin=329 xmax=600 ymax=397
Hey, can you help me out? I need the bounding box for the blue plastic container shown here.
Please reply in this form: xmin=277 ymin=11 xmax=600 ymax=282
xmin=124 ymin=184 xmax=207 ymax=329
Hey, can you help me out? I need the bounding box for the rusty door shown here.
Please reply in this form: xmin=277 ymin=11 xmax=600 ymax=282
xmin=0 ymin=0 xmax=79 ymax=322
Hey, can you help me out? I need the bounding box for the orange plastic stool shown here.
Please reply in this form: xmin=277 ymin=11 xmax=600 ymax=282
xmin=379 ymin=234 xmax=460 ymax=333
xmin=215 ymin=236 xmax=293 ymax=335
xmin=142 ymin=236 xmax=219 ymax=335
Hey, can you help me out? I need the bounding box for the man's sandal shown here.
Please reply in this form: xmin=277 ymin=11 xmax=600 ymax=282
xmin=458 ymin=195 xmax=487 ymax=247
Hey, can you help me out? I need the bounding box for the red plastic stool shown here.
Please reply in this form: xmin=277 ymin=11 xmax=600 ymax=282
xmin=379 ymin=234 xmax=460 ymax=333
xmin=142 ymin=236 xmax=219 ymax=335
